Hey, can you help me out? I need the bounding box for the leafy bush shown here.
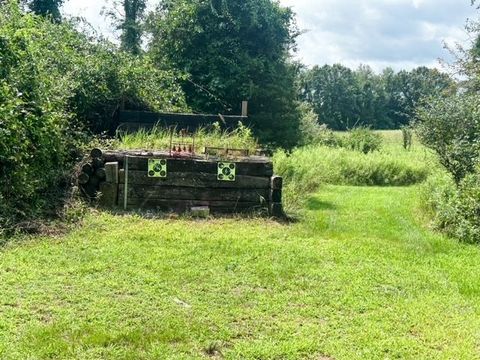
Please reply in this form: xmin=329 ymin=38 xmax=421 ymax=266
xmin=0 ymin=2 xmax=187 ymax=230
xmin=274 ymin=144 xmax=430 ymax=212
xmin=70 ymin=48 xmax=188 ymax=133
xmin=416 ymin=94 xmax=480 ymax=184
xmin=298 ymin=103 xmax=341 ymax=147
xmin=342 ymin=127 xmax=383 ymax=154
xmin=421 ymin=171 xmax=480 ymax=243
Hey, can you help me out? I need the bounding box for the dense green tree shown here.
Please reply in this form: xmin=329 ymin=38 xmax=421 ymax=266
xmin=392 ymin=67 xmax=455 ymax=126
xmin=417 ymin=95 xmax=480 ymax=184
xmin=300 ymin=64 xmax=360 ymax=130
xmin=23 ymin=0 xmax=64 ymax=22
xmin=356 ymin=65 xmax=392 ymax=129
xmin=300 ymin=64 xmax=455 ymax=130
xmin=470 ymin=34 xmax=480 ymax=62
xmin=416 ymin=1 xmax=480 ymax=184
xmin=147 ymin=0 xmax=301 ymax=147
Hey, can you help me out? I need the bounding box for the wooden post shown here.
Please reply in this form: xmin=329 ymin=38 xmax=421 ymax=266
xmin=105 ymin=162 xmax=119 ymax=184
xmin=241 ymin=101 xmax=248 ymax=117
xmin=99 ymin=183 xmax=118 ymax=207
xmin=99 ymin=162 xmax=119 ymax=207
xmin=269 ymin=176 xmax=284 ymax=218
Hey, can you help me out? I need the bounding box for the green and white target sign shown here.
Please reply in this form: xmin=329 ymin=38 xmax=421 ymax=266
xmin=148 ymin=159 xmax=167 ymax=178
xmin=217 ymin=162 xmax=236 ymax=182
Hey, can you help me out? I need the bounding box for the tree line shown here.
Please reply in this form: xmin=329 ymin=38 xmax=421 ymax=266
xmin=300 ymin=64 xmax=455 ymax=130
xmin=15 ymin=0 xmax=457 ymax=146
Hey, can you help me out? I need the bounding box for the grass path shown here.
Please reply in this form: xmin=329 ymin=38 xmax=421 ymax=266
xmin=1 ymin=186 xmax=480 ymax=359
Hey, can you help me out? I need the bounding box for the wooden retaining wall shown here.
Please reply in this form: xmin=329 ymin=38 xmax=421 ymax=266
xmin=78 ymin=149 xmax=284 ymax=217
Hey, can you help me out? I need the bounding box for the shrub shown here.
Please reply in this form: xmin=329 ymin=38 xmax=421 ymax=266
xmin=342 ymin=127 xmax=383 ymax=154
xmin=416 ymin=94 xmax=480 ymax=184
xmin=298 ymin=102 xmax=341 ymax=147
xmin=421 ymin=171 xmax=480 ymax=243
xmin=70 ymin=48 xmax=188 ymax=133
xmin=0 ymin=2 xmax=187 ymax=230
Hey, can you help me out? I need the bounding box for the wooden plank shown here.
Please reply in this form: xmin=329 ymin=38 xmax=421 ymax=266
xmin=118 ymin=185 xmax=269 ymax=202
xmin=118 ymin=111 xmax=248 ymax=128
xmin=110 ymin=156 xmax=273 ymax=176
xmin=105 ymin=162 xmax=119 ymax=184
xmin=124 ymin=199 xmax=266 ymax=213
xmin=270 ymin=176 xmax=283 ymax=204
xmin=118 ymin=170 xmax=270 ymax=189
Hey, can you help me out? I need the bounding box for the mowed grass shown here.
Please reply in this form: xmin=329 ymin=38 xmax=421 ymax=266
xmin=2 ymin=185 xmax=480 ymax=359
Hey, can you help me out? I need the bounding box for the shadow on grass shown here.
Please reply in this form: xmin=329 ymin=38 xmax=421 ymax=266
xmin=306 ymin=197 xmax=337 ymax=211
xmin=101 ymin=206 xmax=293 ymax=224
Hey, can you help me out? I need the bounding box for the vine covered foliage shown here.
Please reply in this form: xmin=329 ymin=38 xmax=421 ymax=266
xmin=0 ymin=1 xmax=187 ymax=229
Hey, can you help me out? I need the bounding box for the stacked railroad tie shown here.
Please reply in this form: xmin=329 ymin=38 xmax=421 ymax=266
xmin=77 ymin=149 xmax=284 ymax=217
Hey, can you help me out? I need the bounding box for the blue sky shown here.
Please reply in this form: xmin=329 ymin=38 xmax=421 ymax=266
xmin=63 ymin=0 xmax=478 ymax=71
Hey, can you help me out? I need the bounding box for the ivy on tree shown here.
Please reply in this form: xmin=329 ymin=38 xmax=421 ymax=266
xmin=105 ymin=0 xmax=147 ymax=55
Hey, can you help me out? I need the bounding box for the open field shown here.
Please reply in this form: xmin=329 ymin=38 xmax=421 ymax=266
xmin=2 ymin=184 xmax=480 ymax=359
xmin=2 ymin=131 xmax=479 ymax=359
xmin=2 ymin=1 xmax=478 ymax=357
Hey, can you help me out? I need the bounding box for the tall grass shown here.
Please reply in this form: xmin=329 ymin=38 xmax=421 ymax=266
xmin=275 ymin=132 xmax=437 ymax=212
xmin=112 ymin=123 xmax=258 ymax=153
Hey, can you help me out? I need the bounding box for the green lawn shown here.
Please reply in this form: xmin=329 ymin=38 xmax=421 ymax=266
xmin=1 ymin=185 xmax=480 ymax=359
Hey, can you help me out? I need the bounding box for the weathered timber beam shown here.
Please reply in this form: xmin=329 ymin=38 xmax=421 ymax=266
xmin=119 ymin=111 xmax=248 ymax=126
xmin=108 ymin=155 xmax=273 ymax=177
xmin=118 ymin=170 xmax=270 ymax=189
xmin=118 ymin=185 xmax=268 ymax=202
xmin=269 ymin=176 xmax=284 ymax=218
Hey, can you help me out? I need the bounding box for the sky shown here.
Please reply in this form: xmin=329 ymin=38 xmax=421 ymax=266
xmin=63 ymin=0 xmax=478 ymax=72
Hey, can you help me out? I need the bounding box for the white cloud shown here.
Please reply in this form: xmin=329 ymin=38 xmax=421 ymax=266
xmin=63 ymin=0 xmax=477 ymax=71
xmin=279 ymin=0 xmax=476 ymax=71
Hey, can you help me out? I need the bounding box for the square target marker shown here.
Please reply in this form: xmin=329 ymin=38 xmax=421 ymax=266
xmin=217 ymin=162 xmax=236 ymax=181
xmin=148 ymin=159 xmax=167 ymax=178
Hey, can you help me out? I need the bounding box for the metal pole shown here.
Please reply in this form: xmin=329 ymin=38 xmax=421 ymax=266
xmin=124 ymin=155 xmax=129 ymax=211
